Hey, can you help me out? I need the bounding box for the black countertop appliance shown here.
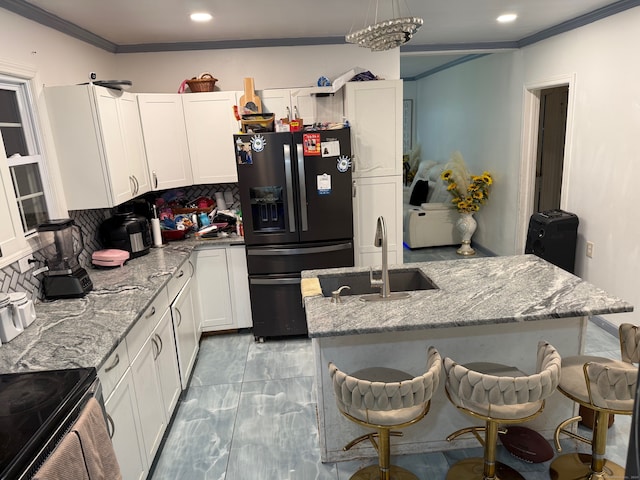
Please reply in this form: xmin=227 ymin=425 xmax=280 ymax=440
xmin=99 ymin=213 xmax=152 ymax=258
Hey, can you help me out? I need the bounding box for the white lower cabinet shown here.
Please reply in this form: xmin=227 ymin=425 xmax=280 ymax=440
xmin=195 ymin=248 xmax=233 ymax=331
xmin=130 ymin=308 xmax=180 ymax=462
xmin=101 ymin=289 xmax=180 ymax=480
xmin=171 ymin=276 xmax=199 ymax=389
xmin=353 ymin=175 xmax=403 ymax=267
xmin=104 ymin=369 xmax=147 ymax=480
xmin=195 ymin=245 xmax=252 ymax=333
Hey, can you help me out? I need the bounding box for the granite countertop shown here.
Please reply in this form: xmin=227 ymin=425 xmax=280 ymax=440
xmin=0 ymin=234 xmax=244 ymax=374
xmin=302 ymin=254 xmax=634 ymax=338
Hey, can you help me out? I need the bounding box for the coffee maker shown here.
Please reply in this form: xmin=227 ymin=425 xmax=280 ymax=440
xmin=37 ymin=219 xmax=93 ymax=299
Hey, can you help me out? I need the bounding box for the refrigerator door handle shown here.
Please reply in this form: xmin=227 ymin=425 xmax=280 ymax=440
xmin=297 ymin=143 xmax=309 ymax=231
xmin=250 ymin=277 xmax=300 ymax=286
xmin=283 ymin=144 xmax=296 ymax=232
xmin=247 ymin=243 xmax=352 ymax=256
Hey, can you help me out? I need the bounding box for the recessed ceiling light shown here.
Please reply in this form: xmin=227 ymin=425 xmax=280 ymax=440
xmin=190 ymin=12 xmax=212 ymax=22
xmin=497 ymin=13 xmax=517 ymax=23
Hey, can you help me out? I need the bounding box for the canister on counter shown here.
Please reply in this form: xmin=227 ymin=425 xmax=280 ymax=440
xmin=0 ymin=293 xmax=24 ymax=343
xmin=9 ymin=292 xmax=36 ymax=328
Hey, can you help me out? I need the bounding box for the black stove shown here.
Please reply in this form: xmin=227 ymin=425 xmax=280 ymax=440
xmin=0 ymin=367 xmax=98 ymax=480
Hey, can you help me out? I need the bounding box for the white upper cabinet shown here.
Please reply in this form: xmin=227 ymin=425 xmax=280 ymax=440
xmin=45 ymin=84 xmax=150 ymax=210
xmin=182 ymin=91 xmax=240 ymax=184
xmin=344 ymin=80 xmax=403 ymax=178
xmin=260 ymin=88 xmax=343 ymax=126
xmin=0 ymin=138 xmax=28 ymax=265
xmin=137 ymin=94 xmax=193 ymax=191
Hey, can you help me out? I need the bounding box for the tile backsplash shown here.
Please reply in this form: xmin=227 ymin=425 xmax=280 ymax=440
xmin=0 ymin=183 xmax=239 ymax=302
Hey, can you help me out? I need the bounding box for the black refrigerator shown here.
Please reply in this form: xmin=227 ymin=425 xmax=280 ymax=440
xmin=234 ymin=128 xmax=354 ymax=341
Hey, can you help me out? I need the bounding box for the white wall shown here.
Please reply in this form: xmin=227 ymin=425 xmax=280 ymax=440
xmin=0 ymin=8 xmax=118 ymax=214
xmin=413 ymin=52 xmax=525 ymax=255
xmin=522 ymin=7 xmax=640 ymax=327
xmin=412 ymin=7 xmax=639 ymax=326
xmin=115 ymin=45 xmax=399 ymax=93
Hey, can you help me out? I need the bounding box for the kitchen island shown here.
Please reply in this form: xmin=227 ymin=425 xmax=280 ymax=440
xmin=302 ymin=255 xmax=633 ymax=462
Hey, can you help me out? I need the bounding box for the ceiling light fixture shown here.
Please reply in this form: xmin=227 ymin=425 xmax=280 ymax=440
xmin=345 ymin=0 xmax=423 ymax=52
xmin=497 ymin=13 xmax=517 ymax=23
xmin=190 ymin=12 xmax=212 ymax=22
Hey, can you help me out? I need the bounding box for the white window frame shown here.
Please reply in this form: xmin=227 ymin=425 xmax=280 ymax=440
xmin=0 ymin=58 xmax=61 ymax=268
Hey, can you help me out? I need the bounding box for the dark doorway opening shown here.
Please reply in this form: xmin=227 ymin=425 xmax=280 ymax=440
xmin=534 ymin=86 xmax=569 ymax=212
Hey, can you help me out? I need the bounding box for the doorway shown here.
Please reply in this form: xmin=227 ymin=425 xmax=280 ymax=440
xmin=534 ymin=86 xmax=568 ymax=212
xmin=516 ymin=75 xmax=575 ymax=253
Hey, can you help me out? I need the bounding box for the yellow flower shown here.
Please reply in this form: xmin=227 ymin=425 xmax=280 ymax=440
xmin=473 ymin=190 xmax=484 ymax=200
xmin=451 ymin=197 xmax=460 ymax=204
xmin=441 ymin=170 xmax=452 ymax=181
xmin=482 ymin=174 xmax=493 ymax=185
xmin=447 ymin=183 xmax=457 ymax=191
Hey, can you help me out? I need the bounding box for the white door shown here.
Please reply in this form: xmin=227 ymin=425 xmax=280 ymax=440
xmin=353 ymin=175 xmax=403 ymax=267
xmin=227 ymin=246 xmax=252 ymax=329
xmin=345 ymin=80 xmax=403 ymax=178
xmin=137 ymin=94 xmax=192 ymax=190
xmin=104 ymin=369 xmax=147 ymax=480
xmin=0 ymin=136 xmax=28 ymax=264
xmin=182 ymin=91 xmax=240 ymax=184
xmin=94 ymin=88 xmax=131 ymax=205
xmin=195 ymin=248 xmax=234 ymax=332
xmin=153 ymin=308 xmax=181 ymax=417
xmin=171 ymin=278 xmax=199 ymax=389
xmin=120 ymin=92 xmax=150 ymax=196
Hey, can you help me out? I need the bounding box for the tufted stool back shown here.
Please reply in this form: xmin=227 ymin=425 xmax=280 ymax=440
xmin=329 ymin=346 xmax=441 ymax=426
xmin=620 ymin=322 xmax=640 ymax=364
xmin=443 ymin=341 xmax=561 ymax=420
xmin=550 ymin=323 xmax=639 ymax=480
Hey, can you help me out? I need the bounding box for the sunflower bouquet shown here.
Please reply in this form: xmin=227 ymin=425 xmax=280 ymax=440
xmin=440 ymin=152 xmax=493 ymax=214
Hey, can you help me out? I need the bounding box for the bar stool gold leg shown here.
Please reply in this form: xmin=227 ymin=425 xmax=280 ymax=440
xmin=549 ymin=411 xmax=625 ymax=480
xmin=445 ymin=420 xmax=526 ymax=480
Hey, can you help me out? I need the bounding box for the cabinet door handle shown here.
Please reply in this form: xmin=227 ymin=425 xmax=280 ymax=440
xmin=153 ymin=171 xmax=158 ymax=189
xmin=151 ymin=336 xmax=160 ymax=360
xmin=145 ymin=306 xmax=156 ymax=318
xmin=104 ymin=353 xmax=120 ymax=373
xmin=176 ymin=269 xmax=184 ymax=278
xmin=129 ymin=175 xmax=135 ymax=195
xmin=175 ymin=307 xmax=182 ymax=327
xmin=188 ymin=260 xmax=194 ymax=277
xmin=132 ymin=175 xmax=139 ymax=195
xmin=106 ymin=414 xmax=115 ymax=439
xmin=155 ymin=333 xmax=163 ymax=355
xmin=352 ymin=180 xmax=356 ymax=198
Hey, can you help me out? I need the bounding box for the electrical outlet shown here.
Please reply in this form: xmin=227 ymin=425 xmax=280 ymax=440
xmin=586 ymin=241 xmax=594 ymax=258
xmin=18 ymin=254 xmax=35 ymax=273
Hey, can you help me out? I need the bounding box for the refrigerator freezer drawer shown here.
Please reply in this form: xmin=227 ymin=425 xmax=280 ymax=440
xmin=248 ymin=274 xmax=307 ymax=339
xmin=246 ymin=241 xmax=353 ymax=275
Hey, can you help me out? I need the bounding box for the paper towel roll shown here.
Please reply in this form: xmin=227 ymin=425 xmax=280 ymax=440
xmin=151 ymin=218 xmax=163 ymax=247
xmin=215 ymin=192 xmax=227 ymax=211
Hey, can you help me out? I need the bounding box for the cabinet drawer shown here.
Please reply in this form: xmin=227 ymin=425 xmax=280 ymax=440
xmin=98 ymin=341 xmax=130 ymax=399
xmin=167 ymin=259 xmax=193 ymax=301
xmin=127 ymin=287 xmax=170 ymax=360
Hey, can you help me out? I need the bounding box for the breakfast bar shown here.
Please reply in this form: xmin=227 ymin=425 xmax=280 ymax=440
xmin=301 ymin=255 xmax=633 ymax=463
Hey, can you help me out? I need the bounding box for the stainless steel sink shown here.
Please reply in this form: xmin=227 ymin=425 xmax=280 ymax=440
xmin=317 ymin=268 xmax=438 ymax=297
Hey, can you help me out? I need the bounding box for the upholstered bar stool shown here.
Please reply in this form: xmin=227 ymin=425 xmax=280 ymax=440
xmin=550 ymin=322 xmax=639 ymax=480
xmin=328 ymin=346 xmax=441 ymax=480
xmin=443 ymin=341 xmax=561 ymax=480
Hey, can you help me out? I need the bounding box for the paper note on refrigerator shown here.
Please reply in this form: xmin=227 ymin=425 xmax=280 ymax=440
xmin=317 ymin=174 xmax=331 ymax=195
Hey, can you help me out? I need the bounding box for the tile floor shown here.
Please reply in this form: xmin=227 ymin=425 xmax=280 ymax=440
xmin=149 ymin=246 xmax=632 ymax=480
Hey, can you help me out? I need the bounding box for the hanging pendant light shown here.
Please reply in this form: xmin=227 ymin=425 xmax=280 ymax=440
xmin=345 ymin=0 xmax=424 ymax=51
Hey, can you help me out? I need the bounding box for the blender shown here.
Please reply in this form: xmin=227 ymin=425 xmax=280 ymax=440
xmin=37 ymin=219 xmax=93 ymax=299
